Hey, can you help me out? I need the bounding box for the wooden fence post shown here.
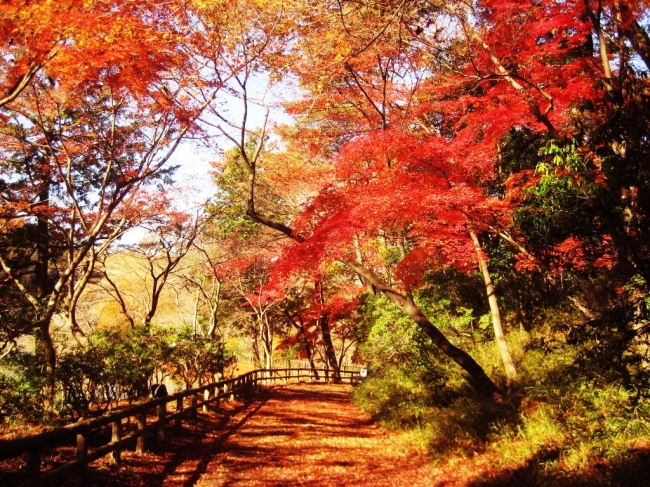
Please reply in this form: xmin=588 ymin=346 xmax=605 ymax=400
xmin=203 ymin=389 xmax=210 ymax=413
xmin=110 ymin=420 xmax=121 ymax=465
xmin=176 ymin=396 xmax=183 ymax=429
xmin=157 ymin=403 xmax=166 ymax=441
xmin=136 ymin=413 xmax=146 ymax=454
xmin=75 ymin=424 xmax=88 ymax=486
xmin=191 ymin=394 xmax=198 ymax=422
xmin=26 ymin=448 xmax=41 ymax=483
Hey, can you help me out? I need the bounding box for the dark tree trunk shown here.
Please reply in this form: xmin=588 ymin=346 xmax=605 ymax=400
xmin=348 ymin=261 xmax=502 ymax=398
xmin=617 ymin=3 xmax=650 ymax=72
xmin=35 ymin=180 xmax=50 ymax=299
xmin=293 ymin=315 xmax=319 ymax=380
xmin=39 ymin=320 xmax=57 ymax=417
xmin=315 ymin=281 xmax=341 ymax=382
xmin=317 ymin=312 xmax=341 ymax=382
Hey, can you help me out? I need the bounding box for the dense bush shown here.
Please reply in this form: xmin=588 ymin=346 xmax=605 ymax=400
xmin=1 ymin=325 xmax=236 ymax=422
xmin=0 ymin=349 xmax=47 ymax=423
xmin=167 ymin=326 xmax=237 ymax=389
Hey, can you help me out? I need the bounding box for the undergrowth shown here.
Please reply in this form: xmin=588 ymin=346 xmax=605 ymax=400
xmin=352 ymin=308 xmax=650 ymax=486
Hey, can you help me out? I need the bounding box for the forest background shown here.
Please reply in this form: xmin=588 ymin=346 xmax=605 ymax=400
xmin=2 ymin=0 xmax=650 ymax=483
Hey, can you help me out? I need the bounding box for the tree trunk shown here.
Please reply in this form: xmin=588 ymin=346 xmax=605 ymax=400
xmin=616 ymin=2 xmax=650 ymax=72
xmin=64 ymin=253 xmax=92 ymax=348
xmin=315 ymin=281 xmax=341 ymax=382
xmin=293 ymin=315 xmax=319 ymax=380
xmin=35 ymin=179 xmax=51 ymax=300
xmin=39 ymin=321 xmax=57 ymax=417
xmin=317 ymin=313 xmax=341 ymax=382
xmin=101 ymin=262 xmax=136 ymax=329
xmin=192 ymin=286 xmax=201 ymax=337
xmin=64 ymin=310 xmax=89 ymax=348
xmin=347 ymin=261 xmax=502 ymax=398
xmin=206 ymin=279 xmax=222 ymax=338
xmin=469 ymin=230 xmax=518 ymax=381
xmin=261 ymin=316 xmax=273 ymax=369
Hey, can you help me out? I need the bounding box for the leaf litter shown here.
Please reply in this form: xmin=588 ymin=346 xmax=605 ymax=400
xmin=84 ymin=382 xmax=443 ymax=486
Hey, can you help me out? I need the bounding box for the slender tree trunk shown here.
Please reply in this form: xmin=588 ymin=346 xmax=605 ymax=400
xmin=192 ymin=286 xmax=201 ymax=337
xmin=261 ymin=316 xmax=273 ymax=369
xmin=64 ymin=253 xmax=91 ymax=348
xmin=39 ymin=321 xmax=57 ymax=417
xmin=315 ymin=281 xmax=341 ymax=382
xmin=469 ymin=230 xmax=517 ymax=381
xmin=251 ymin=335 xmax=261 ymax=367
xmin=144 ymin=275 xmax=162 ymax=327
xmin=64 ymin=306 xmax=89 ymax=348
xmin=206 ymin=279 xmax=222 ymax=338
xmin=291 ymin=314 xmax=319 ymax=380
xmin=101 ymin=263 xmax=136 ymax=329
xmin=317 ymin=313 xmax=341 ymax=382
xmin=347 ymin=261 xmax=502 ymax=398
xmin=302 ymin=324 xmax=319 ymax=380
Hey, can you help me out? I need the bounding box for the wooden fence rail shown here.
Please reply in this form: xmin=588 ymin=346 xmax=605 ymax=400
xmin=0 ymin=367 xmax=360 ymax=487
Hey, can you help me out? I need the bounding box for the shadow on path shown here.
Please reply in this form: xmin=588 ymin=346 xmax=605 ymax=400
xmin=85 ymin=383 xmax=435 ymax=487
xmin=190 ymin=383 xmax=434 ymax=487
xmin=85 ymin=393 xmax=270 ymax=487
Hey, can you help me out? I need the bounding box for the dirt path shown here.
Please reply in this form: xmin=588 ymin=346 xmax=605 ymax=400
xmin=161 ymin=383 xmax=436 ymax=487
xmin=82 ymin=381 xmax=650 ymax=487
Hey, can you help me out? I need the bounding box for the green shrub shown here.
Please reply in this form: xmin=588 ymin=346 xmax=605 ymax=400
xmin=167 ymin=326 xmax=237 ymax=389
xmin=0 ymin=360 xmax=45 ymax=423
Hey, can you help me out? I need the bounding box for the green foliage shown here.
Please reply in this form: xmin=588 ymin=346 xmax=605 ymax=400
xmin=0 ymin=350 xmax=47 ymax=422
xmin=353 ymin=302 xmax=650 ymax=483
xmin=208 ymin=152 xmax=259 ymax=240
xmin=167 ymin=325 xmax=237 ymax=389
xmin=208 ymin=138 xmax=289 ymax=241
xmin=55 ymin=326 xmax=172 ymax=417
xmin=357 ymin=294 xmax=446 ymax=376
xmin=514 ymin=139 xmax=603 ymax=249
xmin=1 ymin=324 xmax=237 ymax=422
xmin=57 ymin=346 xmax=112 ymax=418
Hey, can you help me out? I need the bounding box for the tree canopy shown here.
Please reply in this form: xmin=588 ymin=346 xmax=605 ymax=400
xmin=2 ymin=6 xmax=650 ymax=474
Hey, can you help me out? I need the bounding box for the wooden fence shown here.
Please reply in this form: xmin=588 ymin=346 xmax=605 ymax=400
xmin=0 ymin=367 xmax=361 ymax=487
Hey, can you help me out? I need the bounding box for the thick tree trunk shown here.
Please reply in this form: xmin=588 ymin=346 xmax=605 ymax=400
xmin=317 ymin=313 xmax=341 ymax=382
xmin=347 ymin=261 xmax=502 ymax=398
xmin=469 ymin=230 xmax=518 ymax=381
